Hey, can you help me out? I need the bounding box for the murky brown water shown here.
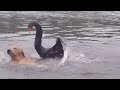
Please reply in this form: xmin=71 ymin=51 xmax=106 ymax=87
xmin=0 ymin=11 xmax=120 ymax=79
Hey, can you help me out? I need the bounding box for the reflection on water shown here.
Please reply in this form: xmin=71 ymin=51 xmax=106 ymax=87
xmin=1 ymin=11 xmax=120 ymax=78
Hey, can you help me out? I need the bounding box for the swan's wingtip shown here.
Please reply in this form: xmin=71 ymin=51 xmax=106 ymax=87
xmin=56 ymin=37 xmax=67 ymax=47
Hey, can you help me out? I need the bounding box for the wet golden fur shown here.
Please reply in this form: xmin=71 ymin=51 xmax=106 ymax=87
xmin=7 ymin=45 xmax=36 ymax=65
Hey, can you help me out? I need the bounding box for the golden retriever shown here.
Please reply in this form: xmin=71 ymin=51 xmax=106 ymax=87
xmin=7 ymin=45 xmax=36 ymax=65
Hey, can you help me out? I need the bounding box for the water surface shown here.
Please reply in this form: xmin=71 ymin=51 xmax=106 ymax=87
xmin=0 ymin=11 xmax=120 ymax=79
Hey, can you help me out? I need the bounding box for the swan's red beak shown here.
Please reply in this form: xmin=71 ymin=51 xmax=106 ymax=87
xmin=28 ymin=28 xmax=32 ymax=34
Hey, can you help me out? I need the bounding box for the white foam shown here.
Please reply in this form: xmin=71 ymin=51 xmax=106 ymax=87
xmin=58 ymin=38 xmax=69 ymax=67
xmin=58 ymin=46 xmax=69 ymax=67
xmin=31 ymin=53 xmax=40 ymax=59
xmin=0 ymin=52 xmax=10 ymax=63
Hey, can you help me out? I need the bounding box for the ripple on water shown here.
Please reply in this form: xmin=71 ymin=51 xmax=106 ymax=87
xmin=0 ymin=33 xmax=19 ymax=38
xmin=1 ymin=11 xmax=120 ymax=78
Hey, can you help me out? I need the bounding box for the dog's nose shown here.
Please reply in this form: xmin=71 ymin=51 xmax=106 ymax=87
xmin=7 ymin=49 xmax=11 ymax=54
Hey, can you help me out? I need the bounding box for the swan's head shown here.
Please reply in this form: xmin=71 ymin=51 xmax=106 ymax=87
xmin=28 ymin=22 xmax=41 ymax=32
xmin=28 ymin=22 xmax=36 ymax=31
xmin=28 ymin=22 xmax=36 ymax=28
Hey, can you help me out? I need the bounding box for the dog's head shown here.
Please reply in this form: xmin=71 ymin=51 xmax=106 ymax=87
xmin=7 ymin=45 xmax=25 ymax=61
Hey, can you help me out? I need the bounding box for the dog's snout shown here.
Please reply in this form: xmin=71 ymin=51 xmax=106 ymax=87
xmin=7 ymin=49 xmax=11 ymax=54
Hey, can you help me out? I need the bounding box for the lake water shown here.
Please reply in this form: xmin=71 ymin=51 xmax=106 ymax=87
xmin=0 ymin=11 xmax=120 ymax=79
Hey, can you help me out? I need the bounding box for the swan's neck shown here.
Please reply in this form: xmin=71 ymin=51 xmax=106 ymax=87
xmin=35 ymin=30 xmax=42 ymax=45
xmin=34 ymin=24 xmax=45 ymax=57
xmin=34 ymin=24 xmax=43 ymax=46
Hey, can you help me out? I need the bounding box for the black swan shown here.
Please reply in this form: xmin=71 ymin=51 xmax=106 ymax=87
xmin=28 ymin=22 xmax=65 ymax=59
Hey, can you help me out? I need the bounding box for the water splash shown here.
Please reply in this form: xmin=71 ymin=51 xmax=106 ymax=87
xmin=31 ymin=53 xmax=40 ymax=59
xmin=0 ymin=52 xmax=9 ymax=63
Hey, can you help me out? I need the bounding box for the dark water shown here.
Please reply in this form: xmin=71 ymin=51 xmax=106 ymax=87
xmin=0 ymin=11 xmax=120 ymax=79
